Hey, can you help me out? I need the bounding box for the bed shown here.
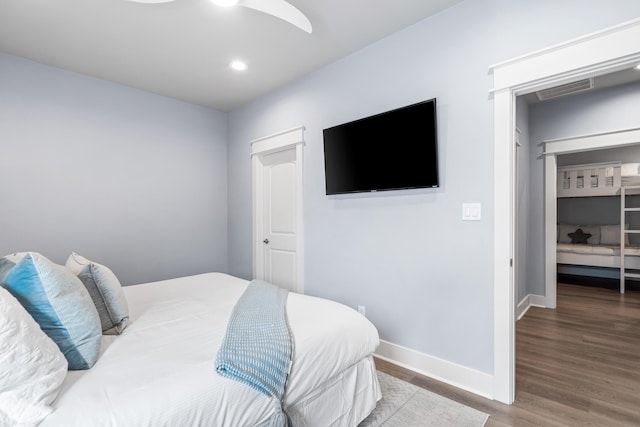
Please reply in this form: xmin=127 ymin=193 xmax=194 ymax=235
xmin=555 ymin=161 xmax=640 ymax=292
xmin=557 ymin=242 xmax=640 ymax=269
xmin=1 ymin=263 xmax=381 ymax=426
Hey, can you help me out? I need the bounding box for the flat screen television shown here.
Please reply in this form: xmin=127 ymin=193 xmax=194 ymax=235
xmin=323 ymin=98 xmax=438 ymax=195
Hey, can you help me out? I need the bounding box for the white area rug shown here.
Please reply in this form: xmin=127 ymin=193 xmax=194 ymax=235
xmin=359 ymin=372 xmax=489 ymax=427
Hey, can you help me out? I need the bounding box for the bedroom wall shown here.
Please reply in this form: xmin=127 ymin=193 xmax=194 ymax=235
xmin=0 ymin=53 xmax=229 ymax=285
xmin=227 ymin=1 xmax=640 ymax=376
xmin=527 ymin=80 xmax=640 ymax=293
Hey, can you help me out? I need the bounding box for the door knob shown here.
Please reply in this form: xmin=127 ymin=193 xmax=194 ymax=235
xmin=263 ymin=239 xmax=269 ymax=244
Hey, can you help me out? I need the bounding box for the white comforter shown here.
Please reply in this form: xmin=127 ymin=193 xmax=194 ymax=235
xmin=41 ymin=273 xmax=380 ymax=426
xmin=557 ymin=243 xmax=640 ymax=256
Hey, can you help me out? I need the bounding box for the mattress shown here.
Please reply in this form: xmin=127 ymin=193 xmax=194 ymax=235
xmin=557 ymin=243 xmax=640 ymax=256
xmin=41 ymin=273 xmax=380 ymax=426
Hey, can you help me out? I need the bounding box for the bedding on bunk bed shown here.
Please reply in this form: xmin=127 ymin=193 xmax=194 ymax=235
xmin=557 ymin=242 xmax=640 ymax=257
xmin=556 ymin=223 xmax=640 ymax=269
xmin=1 ymin=263 xmax=381 ymax=427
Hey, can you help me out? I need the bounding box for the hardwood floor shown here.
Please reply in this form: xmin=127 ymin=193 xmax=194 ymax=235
xmin=375 ymin=283 xmax=640 ymax=426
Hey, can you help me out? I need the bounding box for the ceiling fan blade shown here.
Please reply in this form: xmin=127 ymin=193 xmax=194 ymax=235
xmin=239 ymin=0 xmax=312 ymax=34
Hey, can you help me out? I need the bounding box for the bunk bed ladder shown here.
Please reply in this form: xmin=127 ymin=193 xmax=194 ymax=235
xmin=621 ymin=185 xmax=640 ymax=293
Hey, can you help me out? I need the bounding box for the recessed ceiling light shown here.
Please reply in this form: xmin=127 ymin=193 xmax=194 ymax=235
xmin=210 ymin=0 xmax=238 ymax=7
xmin=230 ymin=60 xmax=248 ymax=71
xmin=635 ymin=63 xmax=640 ymax=70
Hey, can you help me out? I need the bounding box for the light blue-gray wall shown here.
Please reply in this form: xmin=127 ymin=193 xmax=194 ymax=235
xmin=516 ymin=97 xmax=531 ymax=305
xmin=2 ymin=0 xmax=639 ymax=381
xmin=0 ymin=53 xmax=229 ymax=285
xmin=527 ymin=80 xmax=640 ymax=293
xmin=227 ymin=1 xmax=640 ymax=374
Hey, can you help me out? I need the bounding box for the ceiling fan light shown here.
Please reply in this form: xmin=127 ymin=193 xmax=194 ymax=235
xmin=230 ymin=60 xmax=248 ymax=71
xmin=210 ymin=0 xmax=239 ymax=7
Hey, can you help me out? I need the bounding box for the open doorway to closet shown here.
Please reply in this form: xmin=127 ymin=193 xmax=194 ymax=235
xmin=513 ymin=69 xmax=640 ymax=409
xmin=491 ymin=18 xmax=640 ymax=404
xmin=514 ymin=74 xmax=640 ymax=318
xmin=518 ymin=77 xmax=640 ymax=310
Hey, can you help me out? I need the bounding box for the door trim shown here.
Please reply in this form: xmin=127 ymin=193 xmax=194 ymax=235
xmin=251 ymin=126 xmax=305 ymax=293
xmin=490 ymin=17 xmax=640 ymax=404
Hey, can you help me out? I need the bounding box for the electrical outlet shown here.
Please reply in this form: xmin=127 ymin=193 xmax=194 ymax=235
xmin=358 ymin=305 xmax=366 ymax=317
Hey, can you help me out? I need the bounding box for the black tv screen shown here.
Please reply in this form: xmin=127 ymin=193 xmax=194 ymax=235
xmin=323 ymin=99 xmax=438 ymax=195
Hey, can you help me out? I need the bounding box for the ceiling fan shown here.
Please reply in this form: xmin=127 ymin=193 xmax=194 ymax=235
xmin=127 ymin=0 xmax=312 ymax=34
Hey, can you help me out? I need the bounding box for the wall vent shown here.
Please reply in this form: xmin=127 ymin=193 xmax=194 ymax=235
xmin=536 ymin=78 xmax=594 ymax=101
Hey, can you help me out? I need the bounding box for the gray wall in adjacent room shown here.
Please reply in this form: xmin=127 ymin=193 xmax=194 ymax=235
xmin=516 ymin=96 xmax=531 ymax=305
xmin=558 ymin=146 xmax=640 ymax=245
xmin=227 ymin=0 xmax=640 ymax=375
xmin=0 ymin=53 xmax=229 ymax=285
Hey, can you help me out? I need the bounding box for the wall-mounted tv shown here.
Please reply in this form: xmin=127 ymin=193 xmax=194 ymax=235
xmin=323 ymin=98 xmax=439 ymax=195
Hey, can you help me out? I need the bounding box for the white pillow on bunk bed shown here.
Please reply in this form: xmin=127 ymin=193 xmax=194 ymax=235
xmin=558 ymin=223 xmax=600 ymax=244
xmin=558 ymin=223 xmax=578 ymax=244
xmin=600 ymin=224 xmax=630 ymax=245
xmin=579 ymin=225 xmax=600 ymax=245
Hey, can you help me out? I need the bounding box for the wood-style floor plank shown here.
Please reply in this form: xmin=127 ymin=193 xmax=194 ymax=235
xmin=375 ymin=283 xmax=640 ymax=426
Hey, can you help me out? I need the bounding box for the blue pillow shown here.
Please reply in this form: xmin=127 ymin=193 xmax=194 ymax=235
xmin=4 ymin=253 xmax=102 ymax=370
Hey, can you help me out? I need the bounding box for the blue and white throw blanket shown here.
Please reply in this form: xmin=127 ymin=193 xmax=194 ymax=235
xmin=216 ymin=280 xmax=293 ymax=427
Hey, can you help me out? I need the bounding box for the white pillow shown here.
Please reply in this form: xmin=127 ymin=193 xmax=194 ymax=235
xmin=0 ymin=287 xmax=68 ymax=426
xmin=558 ymin=223 xmax=579 ymax=244
xmin=66 ymin=252 xmax=129 ymax=335
xmin=600 ymin=224 xmax=630 ymax=245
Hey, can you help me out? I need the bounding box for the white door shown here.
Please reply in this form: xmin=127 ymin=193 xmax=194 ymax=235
xmin=251 ymin=126 xmax=305 ymax=293
xmin=260 ymin=148 xmax=298 ymax=291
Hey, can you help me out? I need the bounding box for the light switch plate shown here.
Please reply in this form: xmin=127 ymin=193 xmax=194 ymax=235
xmin=462 ymin=203 xmax=481 ymax=221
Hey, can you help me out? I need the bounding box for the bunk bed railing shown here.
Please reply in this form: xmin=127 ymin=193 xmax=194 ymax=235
xmin=557 ymin=161 xmax=621 ymax=198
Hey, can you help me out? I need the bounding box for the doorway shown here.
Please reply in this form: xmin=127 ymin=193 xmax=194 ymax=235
xmin=251 ymin=126 xmax=305 ymax=293
xmin=491 ymin=18 xmax=640 ymax=404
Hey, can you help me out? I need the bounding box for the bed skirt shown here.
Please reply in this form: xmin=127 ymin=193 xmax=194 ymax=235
xmin=285 ymin=355 xmax=380 ymax=427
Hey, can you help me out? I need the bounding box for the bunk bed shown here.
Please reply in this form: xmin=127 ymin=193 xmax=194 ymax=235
xmin=557 ymin=161 xmax=640 ymax=293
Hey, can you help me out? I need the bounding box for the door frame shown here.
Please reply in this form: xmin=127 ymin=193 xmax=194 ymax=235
xmin=490 ymin=18 xmax=640 ymax=404
xmin=251 ymin=126 xmax=305 ymax=293
xmin=514 ymin=128 xmax=521 ymax=310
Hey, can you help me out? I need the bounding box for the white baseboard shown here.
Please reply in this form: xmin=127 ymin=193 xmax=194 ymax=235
xmin=516 ymin=295 xmax=531 ymax=320
xmin=375 ymin=340 xmax=494 ymax=400
xmin=516 ymin=294 xmax=547 ymax=320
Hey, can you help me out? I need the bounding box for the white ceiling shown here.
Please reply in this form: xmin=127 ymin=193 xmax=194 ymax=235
xmin=0 ymin=0 xmax=464 ymax=111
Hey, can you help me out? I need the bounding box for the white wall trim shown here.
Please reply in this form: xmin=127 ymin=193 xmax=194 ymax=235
xmin=543 ymin=127 xmax=640 ymax=155
xmin=543 ymin=154 xmax=557 ymax=309
xmin=490 ymin=17 xmax=640 ymax=93
xmin=516 ymin=295 xmax=530 ymax=320
xmin=490 ymin=17 xmax=640 ymax=404
xmin=375 ymin=340 xmax=493 ymax=399
xmin=516 ymin=294 xmax=546 ymax=321
xmin=251 ymin=126 xmax=305 ymax=293
xmin=250 ymin=126 xmax=305 ymax=157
